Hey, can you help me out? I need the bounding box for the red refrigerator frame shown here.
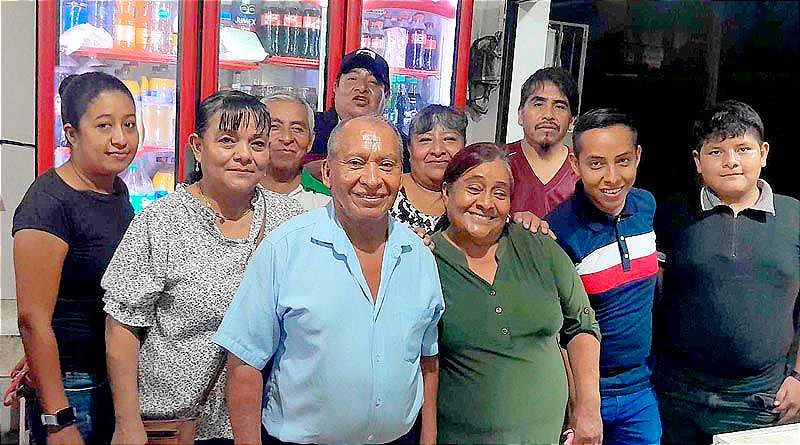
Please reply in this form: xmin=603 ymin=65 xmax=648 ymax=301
xmin=197 ymin=1 xmax=347 ymax=109
xmin=344 ymin=0 xmax=474 ymax=109
xmin=35 ymin=0 xmax=201 ymax=182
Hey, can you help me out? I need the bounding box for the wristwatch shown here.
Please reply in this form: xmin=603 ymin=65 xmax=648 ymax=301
xmin=790 ymin=369 xmax=800 ymax=383
xmin=40 ymin=406 xmax=76 ymax=428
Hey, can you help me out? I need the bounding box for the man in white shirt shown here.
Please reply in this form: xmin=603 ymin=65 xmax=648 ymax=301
xmin=261 ymin=94 xmax=331 ymax=211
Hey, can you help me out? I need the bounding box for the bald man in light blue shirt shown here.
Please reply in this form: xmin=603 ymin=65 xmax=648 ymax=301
xmin=214 ymin=116 xmax=443 ymax=444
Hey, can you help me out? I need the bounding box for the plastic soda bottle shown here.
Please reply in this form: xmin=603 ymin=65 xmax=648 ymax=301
xmin=121 ymin=162 xmax=156 ymax=213
xmin=134 ymin=1 xmax=151 ymax=52
xmin=151 ymin=155 xmax=175 ymax=199
xmin=407 ymin=13 xmax=426 ymax=69
xmin=114 ymin=0 xmax=135 ymax=49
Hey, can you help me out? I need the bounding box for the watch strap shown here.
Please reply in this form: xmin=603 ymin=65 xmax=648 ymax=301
xmin=40 ymin=406 xmax=76 ymax=427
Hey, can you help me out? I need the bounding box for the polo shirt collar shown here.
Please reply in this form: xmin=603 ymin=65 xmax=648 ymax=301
xmin=699 ymin=179 xmax=775 ymax=215
xmin=574 ymin=182 xmax=638 ymax=232
xmin=311 ymin=202 xmax=410 ymax=260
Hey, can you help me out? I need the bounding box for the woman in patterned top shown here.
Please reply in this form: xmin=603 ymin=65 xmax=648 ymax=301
xmin=392 ymin=106 xmax=546 ymax=236
xmin=391 ymin=105 xmax=467 ymax=234
xmin=102 ymin=91 xmax=304 ymax=445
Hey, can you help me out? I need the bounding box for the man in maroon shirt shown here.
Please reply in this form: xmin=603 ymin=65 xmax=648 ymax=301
xmin=508 ymin=67 xmax=581 ymax=217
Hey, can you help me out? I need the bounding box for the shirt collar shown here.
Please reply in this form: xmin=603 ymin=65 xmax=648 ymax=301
xmin=311 ymin=202 xmax=411 ymax=260
xmin=574 ymin=182 xmax=638 ymax=232
xmin=432 ymin=225 xmax=511 ymax=271
xmin=287 ymin=183 xmax=304 ymax=198
xmin=699 ymin=179 xmax=775 ymax=215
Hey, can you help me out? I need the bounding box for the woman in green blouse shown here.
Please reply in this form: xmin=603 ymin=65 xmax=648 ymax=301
xmin=430 ymin=142 xmax=603 ymax=445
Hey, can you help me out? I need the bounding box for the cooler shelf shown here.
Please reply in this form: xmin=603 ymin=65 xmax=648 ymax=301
xmin=69 ymin=47 xmax=176 ymax=64
xmin=140 ymin=145 xmax=175 ymax=154
xmin=267 ymin=56 xmax=320 ymax=69
xmin=220 ymin=56 xmax=321 ymax=71
xmin=390 ymin=67 xmax=440 ymax=78
xmin=219 ymin=60 xmax=260 ymax=71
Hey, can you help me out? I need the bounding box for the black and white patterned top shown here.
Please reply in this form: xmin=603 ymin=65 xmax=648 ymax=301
xmin=102 ymin=184 xmax=304 ymax=440
xmin=389 ymin=186 xmax=443 ymax=235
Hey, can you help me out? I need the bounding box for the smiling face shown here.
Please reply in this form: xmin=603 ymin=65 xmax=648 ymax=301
xmin=65 ymin=90 xmax=138 ymax=176
xmin=517 ymin=81 xmax=574 ymax=151
xmin=443 ymin=159 xmax=512 ymax=246
xmin=265 ymin=99 xmax=313 ymax=173
xmin=693 ymin=130 xmax=768 ymax=203
xmin=190 ymin=111 xmax=269 ymax=195
xmin=322 ymin=119 xmax=402 ymax=224
xmin=334 ymin=68 xmax=387 ymax=122
xmin=409 ymin=124 xmax=465 ymax=190
xmin=571 ymin=124 xmax=641 ymax=216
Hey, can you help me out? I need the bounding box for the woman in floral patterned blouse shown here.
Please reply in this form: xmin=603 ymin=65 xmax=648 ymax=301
xmin=102 ymin=91 xmax=303 ymax=444
xmin=390 ymin=105 xmax=468 ymax=234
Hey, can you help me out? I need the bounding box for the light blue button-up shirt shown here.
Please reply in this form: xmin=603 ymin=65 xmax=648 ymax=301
xmin=214 ymin=204 xmax=444 ymax=444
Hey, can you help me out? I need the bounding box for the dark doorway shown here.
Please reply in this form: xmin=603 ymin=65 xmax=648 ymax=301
xmin=550 ymin=0 xmax=799 ymax=201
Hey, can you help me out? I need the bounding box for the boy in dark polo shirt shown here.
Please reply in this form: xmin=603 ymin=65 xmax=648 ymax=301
xmin=548 ymin=108 xmax=661 ymax=445
xmin=654 ymin=100 xmax=800 ymax=444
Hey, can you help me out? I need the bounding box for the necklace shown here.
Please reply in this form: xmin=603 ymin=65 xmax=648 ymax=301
xmin=197 ymin=181 xmax=253 ymax=224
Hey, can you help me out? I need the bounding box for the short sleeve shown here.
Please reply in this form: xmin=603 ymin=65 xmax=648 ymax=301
xmin=420 ymin=253 xmax=445 ymax=357
xmin=545 ymin=237 xmax=601 ymax=348
xmin=102 ymin=210 xmax=169 ymax=327
xmin=213 ymin=238 xmax=281 ymax=370
xmin=12 ymin=189 xmax=71 ymax=243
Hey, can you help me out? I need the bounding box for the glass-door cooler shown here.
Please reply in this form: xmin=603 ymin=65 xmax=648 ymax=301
xmin=346 ymin=0 xmax=473 ymax=135
xmin=36 ymin=0 xmax=200 ymax=212
xmin=202 ymin=0 xmax=346 ymax=110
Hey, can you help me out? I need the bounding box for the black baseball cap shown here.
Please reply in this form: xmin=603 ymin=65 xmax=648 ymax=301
xmin=338 ymin=49 xmax=391 ymax=91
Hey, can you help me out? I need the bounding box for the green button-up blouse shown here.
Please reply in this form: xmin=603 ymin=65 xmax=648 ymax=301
xmin=432 ymin=224 xmax=600 ymax=444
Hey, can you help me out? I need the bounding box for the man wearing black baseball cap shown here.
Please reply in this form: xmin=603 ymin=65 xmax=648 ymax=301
xmin=309 ymin=48 xmax=395 ymax=158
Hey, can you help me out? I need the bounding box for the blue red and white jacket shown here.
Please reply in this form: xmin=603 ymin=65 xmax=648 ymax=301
xmin=547 ymin=184 xmax=658 ymax=396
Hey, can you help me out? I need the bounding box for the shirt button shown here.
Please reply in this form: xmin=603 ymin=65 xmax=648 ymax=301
xmin=584 ymin=307 xmax=590 ymax=315
xmin=368 ymin=434 xmax=374 ymax=441
xmin=495 ymin=306 xmax=503 ymax=314
xmin=619 ymin=235 xmax=625 ymax=240
xmin=375 ymin=354 xmax=382 ymax=363
xmin=501 ymin=327 xmax=510 ymax=335
xmin=624 ymin=253 xmax=629 ymax=259
xmin=375 ymin=399 xmax=382 ymax=406
xmin=489 ymin=290 xmax=497 ymax=297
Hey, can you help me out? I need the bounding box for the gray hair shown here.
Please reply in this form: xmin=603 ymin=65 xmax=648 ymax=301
xmin=261 ymin=93 xmax=315 ymax=134
xmin=409 ymin=104 xmax=468 ymax=140
xmin=327 ymin=115 xmax=404 ymax=161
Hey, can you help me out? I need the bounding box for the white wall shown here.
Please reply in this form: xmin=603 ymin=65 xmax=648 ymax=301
xmin=0 ymin=0 xmax=37 ymax=306
xmin=465 ymin=0 xmax=551 ymax=144
xmin=504 ymin=0 xmax=551 ymax=143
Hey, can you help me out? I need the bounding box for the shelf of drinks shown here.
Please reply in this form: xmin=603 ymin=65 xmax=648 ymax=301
xmin=390 ymin=67 xmax=440 ymax=78
xmin=219 ymin=56 xmax=320 ymax=71
xmin=69 ymin=47 xmax=177 ymax=65
xmin=363 ymin=1 xmax=458 ymax=19
xmin=67 ymin=47 xmax=319 ymax=71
